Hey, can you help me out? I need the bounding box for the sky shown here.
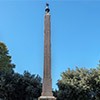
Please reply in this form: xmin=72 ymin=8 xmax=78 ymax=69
xmin=0 ymin=0 xmax=100 ymax=89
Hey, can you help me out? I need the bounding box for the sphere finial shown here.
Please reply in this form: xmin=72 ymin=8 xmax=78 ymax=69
xmin=45 ymin=3 xmax=50 ymax=13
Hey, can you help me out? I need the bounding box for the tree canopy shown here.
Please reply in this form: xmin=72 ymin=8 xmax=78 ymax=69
xmin=0 ymin=42 xmax=100 ymax=100
xmin=55 ymin=67 xmax=100 ymax=100
xmin=0 ymin=71 xmax=42 ymax=100
xmin=0 ymin=42 xmax=42 ymax=100
xmin=0 ymin=42 xmax=15 ymax=73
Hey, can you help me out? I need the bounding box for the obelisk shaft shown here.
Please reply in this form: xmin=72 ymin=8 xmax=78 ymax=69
xmin=42 ymin=13 xmax=53 ymax=96
xmin=38 ymin=3 xmax=56 ymax=100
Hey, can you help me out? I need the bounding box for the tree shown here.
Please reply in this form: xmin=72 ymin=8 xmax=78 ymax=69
xmin=0 ymin=42 xmax=42 ymax=100
xmin=56 ymin=67 xmax=100 ymax=100
xmin=0 ymin=71 xmax=42 ymax=100
xmin=0 ymin=42 xmax=15 ymax=73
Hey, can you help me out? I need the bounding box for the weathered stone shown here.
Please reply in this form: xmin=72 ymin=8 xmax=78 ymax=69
xmin=38 ymin=4 xmax=56 ymax=100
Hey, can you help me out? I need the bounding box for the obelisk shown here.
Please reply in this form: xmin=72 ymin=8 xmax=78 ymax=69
xmin=38 ymin=3 xmax=56 ymax=100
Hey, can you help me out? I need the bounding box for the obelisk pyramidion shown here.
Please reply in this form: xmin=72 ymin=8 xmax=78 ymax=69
xmin=38 ymin=3 xmax=56 ymax=100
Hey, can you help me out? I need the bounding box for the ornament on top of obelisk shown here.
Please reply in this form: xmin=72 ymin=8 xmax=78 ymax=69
xmin=38 ymin=3 xmax=56 ymax=100
xmin=45 ymin=3 xmax=50 ymax=13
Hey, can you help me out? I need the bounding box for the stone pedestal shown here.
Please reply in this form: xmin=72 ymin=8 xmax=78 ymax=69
xmin=38 ymin=96 xmax=56 ymax=100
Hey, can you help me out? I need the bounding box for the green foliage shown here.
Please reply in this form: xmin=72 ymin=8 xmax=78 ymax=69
xmin=0 ymin=71 xmax=42 ymax=100
xmin=0 ymin=42 xmax=15 ymax=73
xmin=0 ymin=42 xmax=42 ymax=100
xmin=56 ymin=67 xmax=100 ymax=100
xmin=1 ymin=42 xmax=100 ymax=100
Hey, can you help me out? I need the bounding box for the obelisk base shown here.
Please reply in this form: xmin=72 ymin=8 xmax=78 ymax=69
xmin=38 ymin=96 xmax=56 ymax=100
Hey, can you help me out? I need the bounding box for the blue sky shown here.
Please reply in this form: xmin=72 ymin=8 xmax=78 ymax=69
xmin=0 ymin=0 xmax=100 ymax=89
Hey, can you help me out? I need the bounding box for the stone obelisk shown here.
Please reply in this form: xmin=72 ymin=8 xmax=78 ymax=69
xmin=38 ymin=3 xmax=56 ymax=100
